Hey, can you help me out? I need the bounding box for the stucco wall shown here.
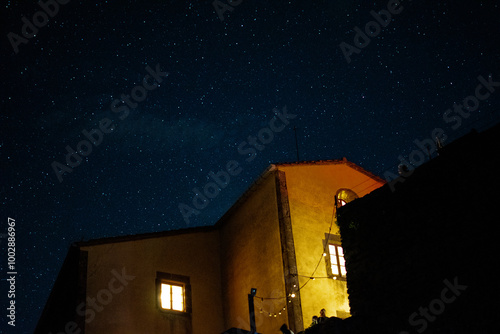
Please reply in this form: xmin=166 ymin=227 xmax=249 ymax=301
xmin=278 ymin=162 xmax=384 ymax=326
xmin=80 ymin=229 xmax=224 ymax=334
xmin=219 ymin=172 xmax=288 ymax=334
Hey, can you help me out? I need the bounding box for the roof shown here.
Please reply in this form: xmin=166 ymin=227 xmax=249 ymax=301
xmin=74 ymin=225 xmax=216 ymax=247
xmin=215 ymin=158 xmax=385 ymax=226
xmin=272 ymin=157 xmax=386 ymax=184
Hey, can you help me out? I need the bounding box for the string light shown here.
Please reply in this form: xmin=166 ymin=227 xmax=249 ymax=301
xmin=250 ymin=199 xmax=342 ymax=320
xmin=256 ymin=300 xmax=287 ymax=318
xmin=297 ymin=202 xmax=337 ymax=291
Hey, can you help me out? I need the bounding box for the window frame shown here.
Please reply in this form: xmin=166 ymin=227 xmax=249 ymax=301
xmin=328 ymin=243 xmax=346 ymax=279
xmin=324 ymin=234 xmax=347 ymax=281
xmin=156 ymin=272 xmax=192 ymax=314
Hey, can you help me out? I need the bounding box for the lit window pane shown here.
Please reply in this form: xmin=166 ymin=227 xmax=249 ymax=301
xmin=171 ymin=285 xmax=184 ymax=311
xmin=337 ymin=247 xmax=344 ymax=256
xmin=328 ymin=244 xmax=348 ymax=277
xmin=331 ymin=264 xmax=339 ymax=275
xmin=161 ymin=284 xmax=171 ymax=309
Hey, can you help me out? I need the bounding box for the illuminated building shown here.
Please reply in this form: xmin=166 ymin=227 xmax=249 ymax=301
xmin=36 ymin=158 xmax=385 ymax=334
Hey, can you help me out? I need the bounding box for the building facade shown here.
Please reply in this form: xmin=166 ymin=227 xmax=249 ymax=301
xmin=36 ymin=159 xmax=385 ymax=334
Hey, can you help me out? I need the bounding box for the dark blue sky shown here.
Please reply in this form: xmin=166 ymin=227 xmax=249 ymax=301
xmin=1 ymin=0 xmax=499 ymax=332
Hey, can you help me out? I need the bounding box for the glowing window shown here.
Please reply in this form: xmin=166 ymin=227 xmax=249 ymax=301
xmin=156 ymin=272 xmax=191 ymax=314
xmin=336 ymin=189 xmax=358 ymax=207
xmin=161 ymin=283 xmax=184 ymax=311
xmin=329 ymin=244 xmax=346 ymax=278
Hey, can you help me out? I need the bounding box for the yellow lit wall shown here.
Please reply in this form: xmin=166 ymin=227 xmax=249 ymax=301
xmin=277 ymin=162 xmax=385 ymax=326
xmin=79 ymin=229 xmax=224 ymax=334
xmin=218 ymin=171 xmax=289 ymax=334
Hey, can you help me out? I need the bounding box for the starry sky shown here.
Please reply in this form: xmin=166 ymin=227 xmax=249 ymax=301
xmin=1 ymin=0 xmax=499 ymax=332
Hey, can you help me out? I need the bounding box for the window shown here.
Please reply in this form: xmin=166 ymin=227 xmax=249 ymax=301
xmin=161 ymin=282 xmax=184 ymax=311
xmin=328 ymin=244 xmax=346 ymax=278
xmin=156 ymin=272 xmax=191 ymax=314
xmin=324 ymin=235 xmax=346 ymax=279
xmin=336 ymin=189 xmax=358 ymax=208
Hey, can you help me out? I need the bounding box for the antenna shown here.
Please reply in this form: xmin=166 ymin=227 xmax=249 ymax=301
xmin=293 ymin=126 xmax=300 ymax=162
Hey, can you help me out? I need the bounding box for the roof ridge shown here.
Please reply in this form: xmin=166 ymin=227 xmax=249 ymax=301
xmin=74 ymin=225 xmax=216 ymax=247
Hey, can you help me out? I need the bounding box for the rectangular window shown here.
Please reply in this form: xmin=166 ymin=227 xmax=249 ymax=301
xmin=156 ymin=272 xmax=191 ymax=314
xmin=328 ymin=244 xmax=346 ymax=278
xmin=161 ymin=282 xmax=185 ymax=311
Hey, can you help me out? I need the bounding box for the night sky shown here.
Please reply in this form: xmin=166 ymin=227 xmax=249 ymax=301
xmin=1 ymin=0 xmax=499 ymax=332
